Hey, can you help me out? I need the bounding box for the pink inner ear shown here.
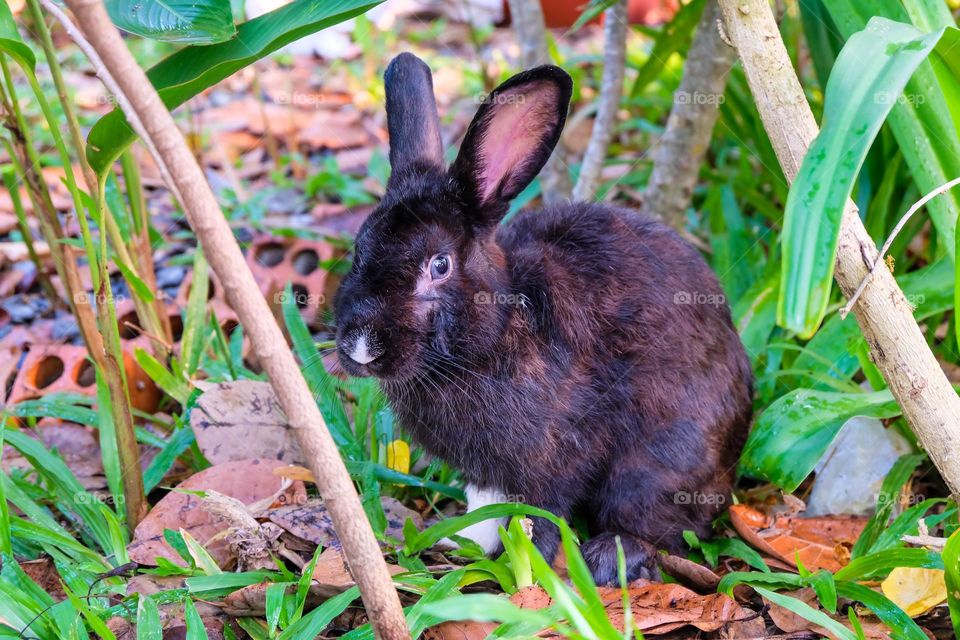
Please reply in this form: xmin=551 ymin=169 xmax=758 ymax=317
xmin=479 ymin=81 xmax=561 ymax=202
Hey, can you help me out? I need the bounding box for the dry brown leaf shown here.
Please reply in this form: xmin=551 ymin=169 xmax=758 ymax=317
xmin=426 ymin=583 xmax=750 ymax=638
xmin=296 ymin=110 xmax=371 ymax=150
xmin=266 ymin=496 xmax=422 ymax=548
xmin=599 ymin=582 xmax=749 ymax=634
xmin=128 ymin=458 xmax=305 ymax=568
xmin=729 ymin=503 xmax=867 ymax=572
xmin=310 ymin=547 xmax=406 ymax=598
xmin=191 ymin=380 xmax=302 ymax=465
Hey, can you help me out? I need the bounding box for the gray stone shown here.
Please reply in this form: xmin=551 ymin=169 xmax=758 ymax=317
xmin=806 ymin=416 xmax=913 ymax=517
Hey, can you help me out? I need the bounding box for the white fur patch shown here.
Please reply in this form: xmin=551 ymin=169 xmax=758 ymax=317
xmin=438 ymin=484 xmax=509 ymax=555
xmin=348 ymin=331 xmax=376 ymax=364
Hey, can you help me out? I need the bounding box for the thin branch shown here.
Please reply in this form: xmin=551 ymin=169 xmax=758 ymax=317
xmin=572 ymin=0 xmax=628 ymax=201
xmin=839 ymin=174 xmax=960 ymax=318
xmin=56 ymin=1 xmax=409 ymax=636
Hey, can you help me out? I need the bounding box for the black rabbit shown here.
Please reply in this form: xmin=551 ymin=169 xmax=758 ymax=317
xmin=333 ymin=53 xmax=753 ymax=583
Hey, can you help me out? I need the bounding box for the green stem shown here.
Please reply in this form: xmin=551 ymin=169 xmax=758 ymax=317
xmin=94 ymin=177 xmax=146 ymax=528
xmin=25 ymin=0 xmax=95 ymax=190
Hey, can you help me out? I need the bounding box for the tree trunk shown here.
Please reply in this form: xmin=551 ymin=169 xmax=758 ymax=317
xmin=640 ymin=1 xmax=734 ymax=227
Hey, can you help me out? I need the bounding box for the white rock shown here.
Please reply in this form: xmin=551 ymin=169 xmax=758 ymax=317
xmin=805 ymin=416 xmax=913 ymax=517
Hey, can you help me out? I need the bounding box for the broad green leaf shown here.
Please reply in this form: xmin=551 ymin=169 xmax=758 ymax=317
xmin=0 ymin=0 xmax=35 ymax=70
xmin=825 ymin=2 xmax=960 ymax=348
xmin=779 ymin=17 xmax=960 ymax=336
xmin=106 ymin=0 xmax=235 ymax=44
xmin=87 ymin=0 xmax=383 ymax=174
xmin=795 ymin=257 xmax=953 ymax=385
xmin=739 ymin=389 xmax=901 ymax=491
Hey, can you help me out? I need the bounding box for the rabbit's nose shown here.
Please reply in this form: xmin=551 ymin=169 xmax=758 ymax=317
xmin=344 ymin=329 xmax=383 ymax=365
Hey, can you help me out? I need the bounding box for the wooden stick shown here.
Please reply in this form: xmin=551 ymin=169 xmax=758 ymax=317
xmin=717 ymin=0 xmax=960 ymax=496
xmin=58 ymin=1 xmax=409 ymax=636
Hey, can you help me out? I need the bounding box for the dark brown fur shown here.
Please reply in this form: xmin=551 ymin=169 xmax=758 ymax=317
xmin=333 ymin=53 xmax=753 ymax=583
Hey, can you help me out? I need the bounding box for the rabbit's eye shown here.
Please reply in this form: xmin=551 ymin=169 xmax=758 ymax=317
xmin=430 ymin=254 xmax=451 ymax=280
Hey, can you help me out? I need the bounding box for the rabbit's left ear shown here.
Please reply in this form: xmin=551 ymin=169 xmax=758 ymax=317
xmin=451 ymin=66 xmax=572 ymax=224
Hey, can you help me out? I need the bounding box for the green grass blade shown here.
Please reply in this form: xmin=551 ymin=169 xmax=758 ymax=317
xmin=837 ymin=581 xmax=927 ymax=640
xmin=851 ymin=453 xmax=925 ymax=558
xmin=754 ymin=587 xmax=857 ymax=640
xmin=137 ymin=595 xmax=163 ymax=640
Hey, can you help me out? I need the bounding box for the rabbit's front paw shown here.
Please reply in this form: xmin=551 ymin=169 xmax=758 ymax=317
xmin=580 ymin=533 xmax=659 ymax=585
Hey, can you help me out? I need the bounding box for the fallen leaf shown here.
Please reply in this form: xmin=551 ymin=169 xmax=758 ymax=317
xmin=191 ymin=380 xmax=302 ymax=465
xmin=128 ymin=458 xmax=305 ymax=568
xmin=386 ymin=440 xmax=410 ymax=474
xmin=267 ymin=496 xmax=423 ymax=548
xmin=882 ymin=566 xmax=947 ymax=617
xmin=310 ymin=546 xmax=405 ymax=597
xmin=729 ymin=504 xmax=867 ymax=572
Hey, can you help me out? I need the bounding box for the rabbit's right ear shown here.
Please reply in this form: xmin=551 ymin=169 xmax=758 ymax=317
xmin=384 ymin=53 xmax=444 ymax=175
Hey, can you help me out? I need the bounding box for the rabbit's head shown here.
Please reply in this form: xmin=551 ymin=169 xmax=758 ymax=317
xmin=334 ymin=53 xmax=572 ymax=380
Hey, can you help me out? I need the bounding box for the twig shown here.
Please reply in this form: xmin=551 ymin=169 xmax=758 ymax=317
xmin=839 ymin=174 xmax=960 ymax=318
xmin=901 ymin=534 xmax=947 ymax=550
xmin=55 ymin=1 xmax=409 ymax=637
xmin=640 ymin=1 xmax=735 ymax=227
xmin=717 ymin=0 xmax=960 ymax=498
xmin=572 ymin=0 xmax=628 ymax=201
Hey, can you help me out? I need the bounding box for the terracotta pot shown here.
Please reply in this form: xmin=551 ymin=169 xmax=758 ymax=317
xmin=6 ymin=344 xmax=162 ymax=413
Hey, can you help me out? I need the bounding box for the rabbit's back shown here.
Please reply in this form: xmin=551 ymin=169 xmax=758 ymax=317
xmin=497 ymin=202 xmax=751 ymax=467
